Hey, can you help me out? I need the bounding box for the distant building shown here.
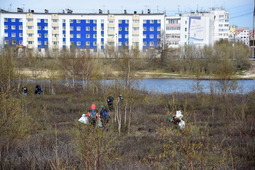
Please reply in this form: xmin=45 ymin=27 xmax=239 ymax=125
xmin=229 ymin=26 xmax=250 ymax=46
xmin=0 ymin=7 xmax=233 ymax=53
xmin=165 ymin=8 xmax=229 ymax=48
xmin=0 ymin=9 xmax=165 ymax=53
xmin=165 ymin=15 xmax=181 ymax=48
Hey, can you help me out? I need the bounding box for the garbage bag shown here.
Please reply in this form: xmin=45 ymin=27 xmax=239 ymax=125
xmin=97 ymin=120 xmax=103 ymax=127
xmin=78 ymin=114 xmax=89 ymax=124
xmin=175 ymin=110 xmax=183 ymax=119
xmin=179 ymin=120 xmax=185 ymax=130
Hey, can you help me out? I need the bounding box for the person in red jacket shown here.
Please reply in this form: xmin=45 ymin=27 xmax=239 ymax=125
xmin=86 ymin=104 xmax=99 ymax=126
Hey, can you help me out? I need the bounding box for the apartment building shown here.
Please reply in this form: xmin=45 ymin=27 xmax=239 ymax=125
xmin=165 ymin=15 xmax=181 ymax=48
xmin=0 ymin=7 xmax=231 ymax=52
xmin=0 ymin=9 xmax=165 ymax=52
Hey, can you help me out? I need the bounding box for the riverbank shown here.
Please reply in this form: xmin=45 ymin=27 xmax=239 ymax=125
xmin=18 ymin=69 xmax=255 ymax=80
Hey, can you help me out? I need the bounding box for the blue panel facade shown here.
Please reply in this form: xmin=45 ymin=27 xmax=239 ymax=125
xmin=101 ymin=23 xmax=104 ymax=49
xmin=143 ymin=20 xmax=161 ymax=49
xmin=37 ymin=19 xmax=48 ymax=48
xmin=70 ymin=20 xmax=97 ymax=49
xmin=63 ymin=22 xmax=66 ymax=48
xmin=118 ymin=20 xmax=129 ymax=47
xmin=4 ymin=18 xmax=23 ymax=46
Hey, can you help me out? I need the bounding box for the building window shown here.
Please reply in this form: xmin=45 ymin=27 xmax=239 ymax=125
xmin=11 ymin=33 xmax=16 ymax=37
xmin=27 ymin=26 xmax=33 ymax=29
xmin=150 ymin=42 xmax=154 ymax=46
xmin=28 ymin=41 xmax=33 ymax=44
xmin=86 ymin=42 xmax=90 ymax=46
xmin=44 ymin=33 xmax=48 ymax=38
xmin=86 ymin=27 xmax=90 ymax=31
xmin=70 ymin=19 xmax=73 ymax=23
xmin=38 ymin=41 xmax=41 ymax=45
xmin=143 ymin=42 xmax=147 ymax=46
xmin=52 ymin=19 xmax=58 ymax=22
xmin=86 ymin=34 xmax=90 ymax=38
xmin=150 ymin=20 xmax=154 ymax=23
xmin=119 ymin=27 xmax=122 ymax=31
xmin=86 ymin=20 xmax=90 ymax=23
xmin=125 ymin=27 xmax=128 ymax=31
xmin=133 ymin=19 xmax=139 ymax=23
xmin=70 ymin=26 xmax=74 ymax=31
xmin=108 ymin=27 xmax=114 ymax=31
xmin=143 ymin=27 xmax=147 ymax=31
xmin=150 ymin=34 xmax=154 ymax=38
xmin=62 ymin=19 xmax=66 ymax=23
xmin=108 ymin=19 xmax=114 ymax=23
xmin=150 ymin=27 xmax=154 ymax=31
xmin=4 ymin=25 xmax=8 ymax=29
xmin=38 ymin=33 xmax=41 ymax=38
xmin=11 ymin=25 xmax=16 ymax=30
xmin=77 ymin=20 xmax=81 ymax=23
xmin=93 ymin=34 xmax=96 ymax=38
xmin=93 ymin=27 xmax=97 ymax=31
xmin=27 ymin=18 xmax=33 ymax=22
xmin=132 ymin=34 xmax=139 ymax=38
xmin=70 ymin=34 xmax=73 ymax=38
xmin=77 ymin=34 xmax=81 ymax=38
xmin=133 ymin=27 xmax=139 ymax=31
xmin=28 ymin=33 xmax=33 ymax=37
xmin=53 ymin=27 xmax=58 ymax=30
xmin=77 ymin=41 xmax=81 ymax=45
xmin=12 ymin=40 xmax=16 ymax=45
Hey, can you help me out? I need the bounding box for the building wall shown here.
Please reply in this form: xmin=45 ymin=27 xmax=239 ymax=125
xmin=0 ymin=12 xmax=165 ymax=51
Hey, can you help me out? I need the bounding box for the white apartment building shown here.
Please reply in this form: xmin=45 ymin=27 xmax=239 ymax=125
xmin=166 ymin=8 xmax=229 ymax=48
xmin=165 ymin=15 xmax=181 ymax=48
xmin=0 ymin=9 xmax=165 ymax=52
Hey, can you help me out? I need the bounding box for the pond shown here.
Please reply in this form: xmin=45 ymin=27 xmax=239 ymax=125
xmin=101 ymin=78 xmax=255 ymax=94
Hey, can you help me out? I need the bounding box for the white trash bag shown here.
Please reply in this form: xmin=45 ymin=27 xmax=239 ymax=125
xmin=78 ymin=114 xmax=89 ymax=125
xmin=97 ymin=119 xmax=103 ymax=127
xmin=175 ymin=110 xmax=183 ymax=119
xmin=179 ymin=120 xmax=185 ymax=130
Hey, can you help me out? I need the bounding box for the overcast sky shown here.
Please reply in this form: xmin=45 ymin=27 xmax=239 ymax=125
xmin=0 ymin=0 xmax=253 ymax=29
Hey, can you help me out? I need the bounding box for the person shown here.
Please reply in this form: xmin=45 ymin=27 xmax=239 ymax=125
xmin=107 ymin=96 xmax=114 ymax=111
xmin=86 ymin=104 xmax=99 ymax=127
xmin=100 ymin=105 xmax=110 ymax=126
xmin=168 ymin=110 xmax=185 ymax=130
xmin=22 ymin=87 xmax=28 ymax=96
xmin=35 ymin=85 xmax=42 ymax=95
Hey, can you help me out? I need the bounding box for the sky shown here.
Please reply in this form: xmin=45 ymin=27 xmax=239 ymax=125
xmin=0 ymin=0 xmax=253 ymax=29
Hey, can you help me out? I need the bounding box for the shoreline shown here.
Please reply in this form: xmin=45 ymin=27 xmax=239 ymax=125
xmin=18 ymin=69 xmax=255 ymax=80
